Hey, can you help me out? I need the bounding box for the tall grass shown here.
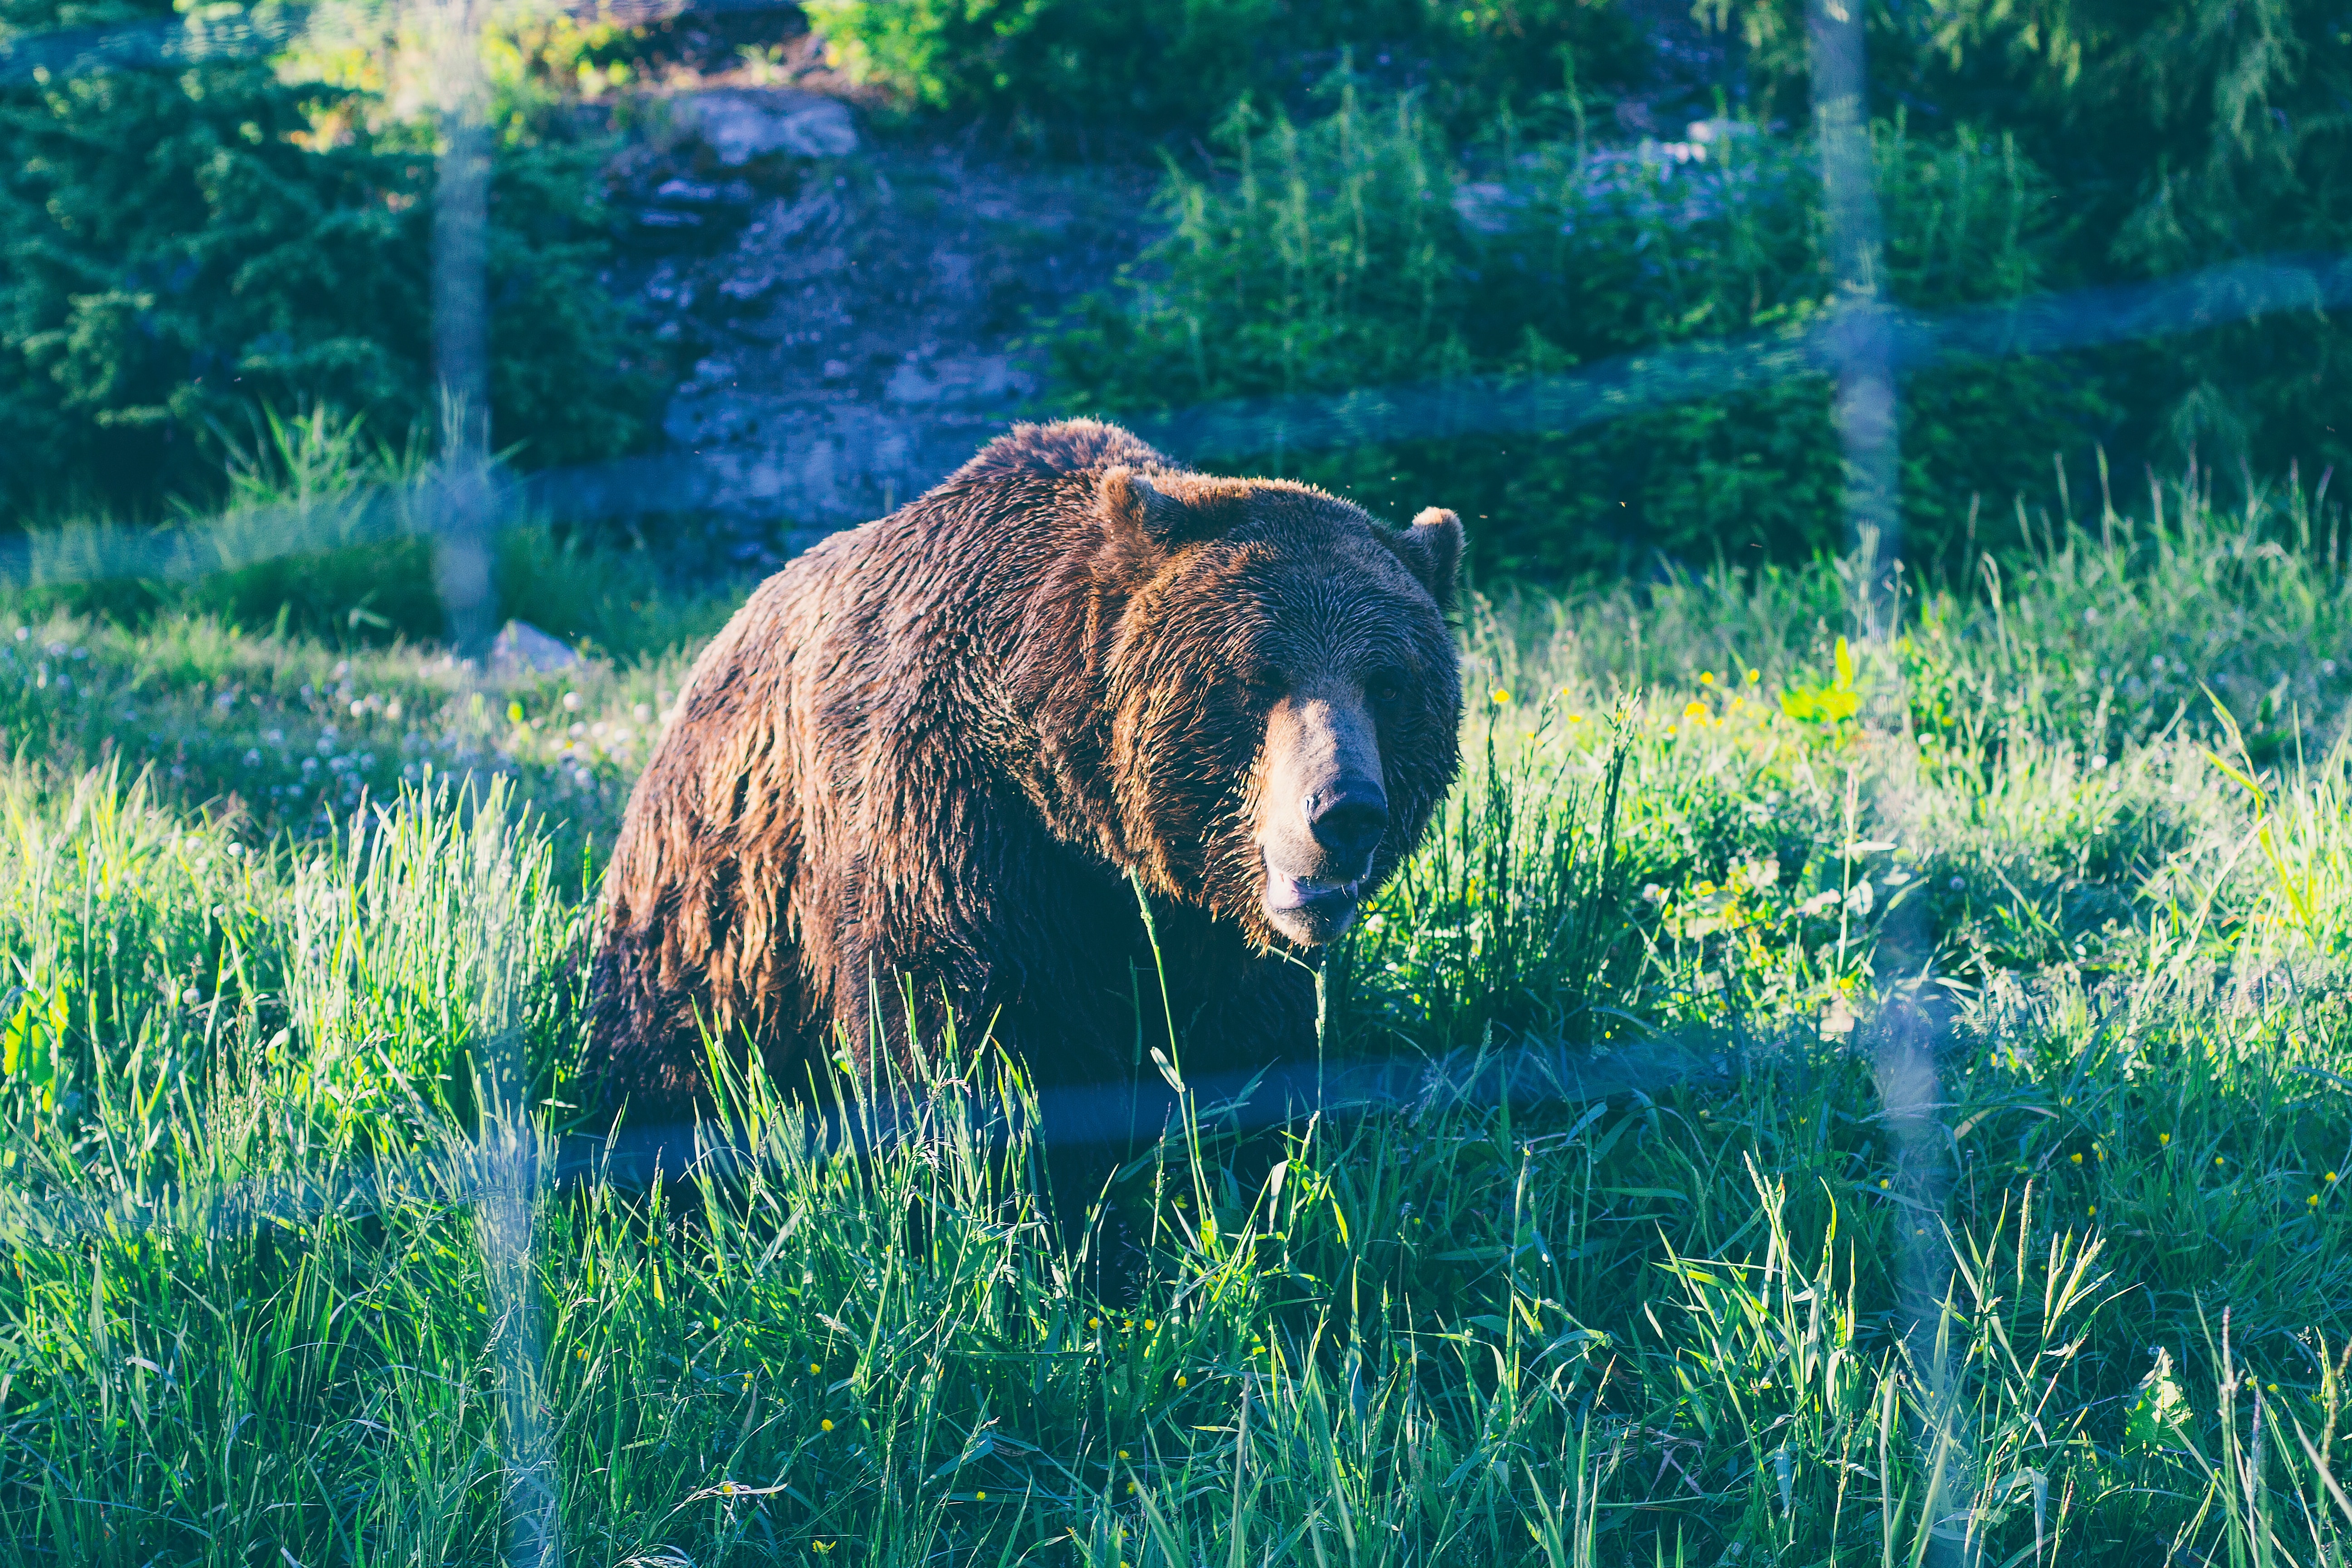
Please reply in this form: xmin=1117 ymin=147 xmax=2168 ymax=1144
xmin=2 ymin=477 xmax=2352 ymax=1563
xmin=24 ymin=402 xmax=745 ymax=661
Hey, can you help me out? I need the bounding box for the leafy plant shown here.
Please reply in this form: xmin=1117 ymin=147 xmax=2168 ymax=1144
xmin=1778 ymin=633 xmax=1859 ymax=727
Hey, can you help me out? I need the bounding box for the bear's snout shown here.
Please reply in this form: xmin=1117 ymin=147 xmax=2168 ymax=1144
xmin=1258 ymin=686 xmax=1388 ymax=947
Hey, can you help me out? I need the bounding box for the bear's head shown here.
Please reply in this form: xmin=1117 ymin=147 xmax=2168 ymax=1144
xmin=1089 ymin=467 xmax=1465 ymax=951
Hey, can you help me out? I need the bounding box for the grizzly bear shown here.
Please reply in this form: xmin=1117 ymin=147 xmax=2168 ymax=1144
xmin=584 ymin=419 xmax=1464 ymax=1132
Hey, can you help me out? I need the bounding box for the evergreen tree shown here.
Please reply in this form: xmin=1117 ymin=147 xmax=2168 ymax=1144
xmin=0 ymin=0 xmax=660 ymax=520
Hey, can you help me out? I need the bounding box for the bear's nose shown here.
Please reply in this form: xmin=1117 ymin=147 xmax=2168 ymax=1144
xmin=1306 ymin=787 xmax=1388 ymax=873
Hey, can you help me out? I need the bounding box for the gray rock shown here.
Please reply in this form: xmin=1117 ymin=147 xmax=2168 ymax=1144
xmin=719 ymin=270 xmax=778 ymax=303
xmin=658 ymin=394 xmax=1022 ymax=529
xmin=883 ymin=354 xmax=1029 ymax=407
xmin=672 ymin=90 xmax=859 ymax=166
xmin=490 ymin=620 xmax=580 ymax=674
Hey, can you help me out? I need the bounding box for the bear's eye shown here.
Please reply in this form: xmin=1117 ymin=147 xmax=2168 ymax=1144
xmin=1367 ymin=668 xmax=1410 ymax=706
xmin=1239 ymin=666 xmax=1286 ymax=701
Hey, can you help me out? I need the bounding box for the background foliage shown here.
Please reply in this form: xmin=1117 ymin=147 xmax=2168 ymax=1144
xmin=802 ymin=0 xmax=1646 ymax=142
xmin=0 ymin=0 xmax=666 ymax=523
xmin=1043 ymin=0 xmax=2352 ymax=580
xmin=1710 ymin=0 xmax=2352 ymax=527
xmin=1050 ymin=77 xmax=2113 ymax=578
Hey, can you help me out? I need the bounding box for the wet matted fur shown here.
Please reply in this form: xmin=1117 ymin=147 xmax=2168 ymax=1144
xmin=585 ymin=419 xmax=1464 ymax=1125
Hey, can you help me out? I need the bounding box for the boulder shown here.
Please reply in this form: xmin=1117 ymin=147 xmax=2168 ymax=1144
xmin=671 ymin=90 xmax=858 ymax=167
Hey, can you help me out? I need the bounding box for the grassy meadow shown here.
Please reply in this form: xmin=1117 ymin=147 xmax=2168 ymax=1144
xmin=2 ymin=473 xmax=2351 ymax=1565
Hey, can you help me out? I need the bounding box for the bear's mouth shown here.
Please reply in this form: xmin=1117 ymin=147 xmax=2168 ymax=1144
xmin=1261 ymin=860 xmax=1364 ymax=945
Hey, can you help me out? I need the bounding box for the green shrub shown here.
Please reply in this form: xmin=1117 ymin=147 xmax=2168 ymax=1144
xmin=1701 ymin=0 xmax=2352 ymax=508
xmin=1048 ymin=2 xmax=2352 ymax=578
xmin=804 ymin=0 xmax=1644 ymax=142
xmin=0 ymin=0 xmax=666 ymax=523
xmin=1050 ymin=80 xmax=2104 ymax=577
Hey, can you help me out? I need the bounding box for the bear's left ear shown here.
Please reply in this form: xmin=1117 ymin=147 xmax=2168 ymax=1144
xmin=1100 ymin=468 xmax=1251 ymax=558
xmin=1100 ymin=467 xmax=1229 ymax=550
xmin=1393 ymin=507 xmax=1464 ymax=610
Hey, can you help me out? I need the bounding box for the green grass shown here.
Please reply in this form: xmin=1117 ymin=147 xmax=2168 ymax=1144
xmin=2 ymin=474 xmax=2352 ymax=1564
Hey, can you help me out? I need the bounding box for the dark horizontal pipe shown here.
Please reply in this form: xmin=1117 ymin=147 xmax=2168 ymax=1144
xmin=561 ymin=1033 xmax=1742 ymax=1190
xmin=0 ymin=1034 xmax=1742 ymax=1246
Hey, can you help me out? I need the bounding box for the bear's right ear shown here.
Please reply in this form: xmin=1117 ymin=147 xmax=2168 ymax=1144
xmin=1100 ymin=467 xmax=1220 ymax=553
xmin=1394 ymin=507 xmax=1465 ymax=611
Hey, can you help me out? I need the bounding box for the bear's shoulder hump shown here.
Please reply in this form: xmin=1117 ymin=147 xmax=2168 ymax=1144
xmin=954 ymin=419 xmax=1183 ymax=484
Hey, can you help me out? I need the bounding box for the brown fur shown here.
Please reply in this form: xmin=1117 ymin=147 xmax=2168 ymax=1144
xmin=585 ymin=420 xmax=1464 ymax=1122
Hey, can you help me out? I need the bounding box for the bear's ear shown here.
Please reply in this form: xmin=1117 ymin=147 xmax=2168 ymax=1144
xmin=1394 ymin=507 xmax=1465 ymax=610
xmin=1100 ymin=467 xmax=1224 ymax=552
